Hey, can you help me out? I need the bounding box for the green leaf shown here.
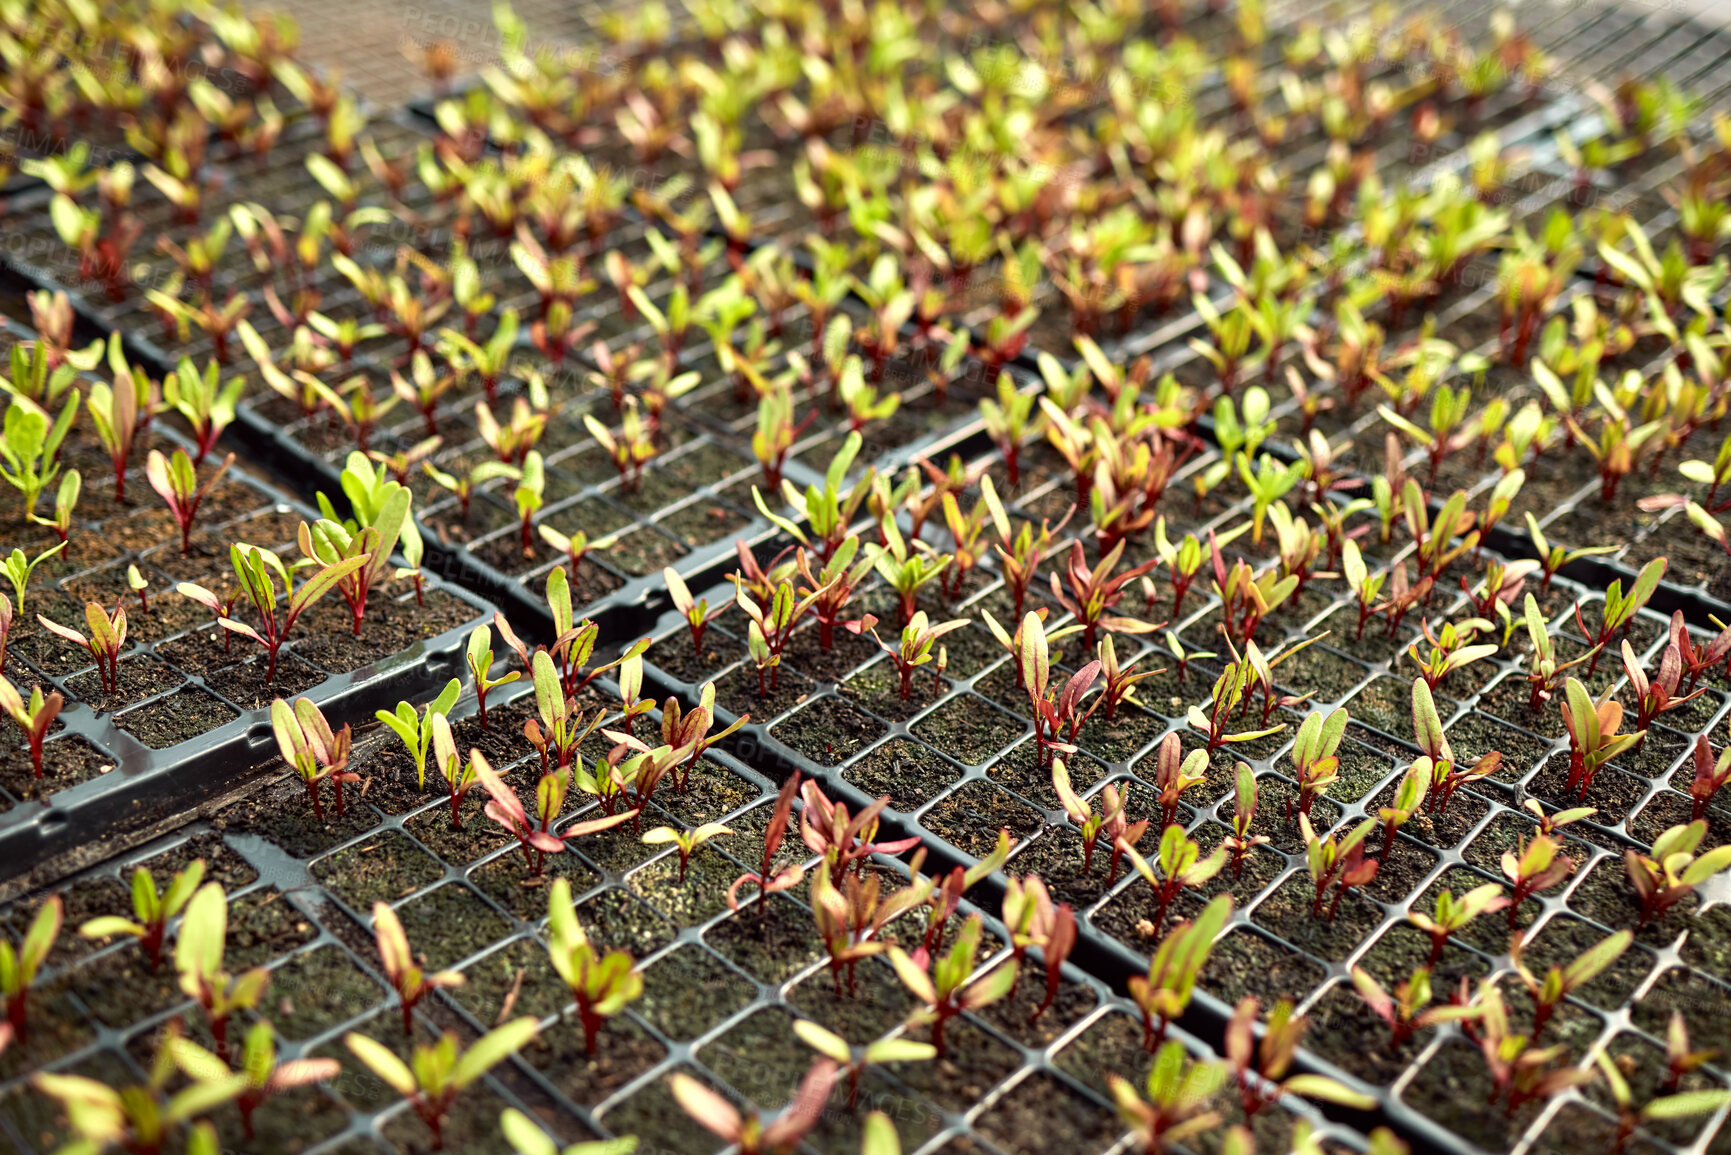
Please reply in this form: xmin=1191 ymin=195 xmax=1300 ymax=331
xmin=452 ymin=1017 xmax=539 ymax=1090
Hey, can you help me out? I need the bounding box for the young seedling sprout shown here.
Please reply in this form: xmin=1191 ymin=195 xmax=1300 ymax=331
xmin=175 ymin=882 xmax=270 ymax=1060
xmin=1595 ymin=1045 xmax=1731 ymax=1153
xmin=38 ymin=601 xmax=127 ymax=695
xmin=669 ymin=1061 xmax=837 ymax=1155
xmin=1224 ymin=997 xmax=1375 ymax=1118
xmin=1501 ymin=804 xmax=1589 ymax=928
xmin=1221 ymin=763 xmax=1271 ymax=878
xmin=887 ymin=915 xmax=1017 ymax=1056
xmin=792 ymin=1020 xmax=936 ymax=1110
xmin=169 ymin=1020 xmax=340 ymax=1143
xmin=375 ymin=678 xmax=461 ymax=790
xmin=1001 ymin=874 xmax=1078 ymax=1019
xmin=1054 ymin=759 xmax=1145 ymax=882
xmin=0 ymin=675 xmax=63 ymax=784
xmin=545 ymin=877 xmax=642 ymax=1052
xmin=1408 ymin=883 xmax=1508 ymax=967
xmin=1624 ymin=820 xmax=1731 ymax=927
xmin=1352 ymin=965 xmax=1483 ymax=1049
xmin=1509 ymin=926 xmax=1632 ymax=1040
xmin=1573 ymin=559 xmax=1666 ymax=676
xmin=872 ymin=611 xmax=968 ymax=700
xmin=1123 ymin=823 xmax=1226 ymax=936
xmin=1560 ymin=677 xmax=1643 ymax=799
xmin=272 ymin=696 xmax=356 ymax=820
xmin=642 ymin=822 xmax=732 ymax=881
xmin=1109 ymin=1041 xmax=1229 ymax=1155
xmin=1288 ymin=706 xmax=1347 ymax=820
xmin=2 ymin=542 xmax=67 ymax=614
xmin=180 ymin=542 xmax=368 ymax=681
xmin=1300 ymin=814 xmax=1379 ymax=922
xmin=1378 ymin=762 xmax=1429 ymax=858
xmin=146 ymin=449 xmax=234 ymax=555
xmin=1127 ymin=895 xmax=1233 ymax=1050
xmin=729 ymin=772 xmax=805 ymax=912
xmin=665 ymin=566 xmax=729 ymax=655
xmin=2 ymin=895 xmax=61 ymax=1044
xmin=465 ymin=623 xmax=519 ymax=733
xmin=344 ymin=1019 xmax=538 ymax=1152
xmin=78 ymin=858 xmax=204 ymax=971
xmin=1412 ymin=678 xmax=1502 ymax=814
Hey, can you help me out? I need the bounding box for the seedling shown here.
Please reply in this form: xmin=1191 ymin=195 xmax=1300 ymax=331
xmin=1411 ymin=678 xmax=1502 ymax=814
xmin=1288 ymin=706 xmax=1347 ymax=820
xmin=642 ymin=822 xmax=732 ymax=882
xmin=1109 ymin=1041 xmax=1227 ymax=1155
xmin=180 ymin=542 xmax=367 ymax=680
xmin=887 ymin=915 xmax=1017 ymax=1056
xmin=1509 ymin=926 xmax=1631 ymax=1040
xmin=424 ymin=459 xmax=520 ymax=520
xmin=1520 ymin=593 xmax=1588 ymax=710
xmin=38 ymin=601 xmax=127 ymax=695
xmin=1473 ymin=983 xmax=1595 ymax=1115
xmin=751 ymin=386 xmax=811 ymax=492
xmin=169 ymin=1020 xmax=339 ymax=1142
xmin=1624 ymin=820 xmax=1731 ymax=927
xmin=980 ymin=370 xmax=1038 ymax=486
xmin=1501 ymin=822 xmax=1582 ymax=928
xmin=0 ymin=395 xmax=78 ymax=519
xmin=1623 ymin=638 xmax=1704 ymax=737
xmin=1188 ymin=659 xmax=1287 ymax=752
xmin=344 ymin=1019 xmax=539 ymax=1151
xmin=1409 ymin=884 xmax=1507 ymax=967
xmin=1224 ymin=997 xmax=1374 ymax=1117
xmin=869 ymin=518 xmax=950 ymax=627
xmin=272 ymin=697 xmax=356 ymax=820
xmin=669 ymin=1061 xmax=837 ymax=1155
xmin=728 ymin=772 xmax=806 ymax=912
xmin=78 ymin=859 xmax=204 ymax=971
xmin=1573 ymin=559 xmax=1666 ymax=676
xmin=1222 ymin=763 xmax=1270 ymax=878
xmin=1050 ymin=540 xmax=1159 ymax=652
xmin=175 ymin=882 xmax=270 ymax=1059
xmin=164 ymin=357 xmax=243 ymax=464
xmin=1299 ymin=813 xmax=1379 ymax=921
xmin=873 ymin=611 xmax=969 ymax=699
xmin=87 ymin=370 xmax=139 ymax=502
xmin=33 ymin=1064 xmax=236 ymax=1155
xmin=375 ymin=679 xmax=462 ymax=790
xmin=34 ymin=470 xmax=77 ymax=545
xmin=1128 ymin=895 xmax=1233 ymax=1050
xmin=306 ymin=458 xmax=415 ymax=636
xmin=0 ymin=676 xmax=63 ymax=783
xmin=799 ymin=781 xmax=920 ymax=882
xmin=465 ymin=624 xmax=519 ymax=733
xmin=1687 ymin=734 xmax=1731 ymax=822
xmin=1001 ymin=875 xmax=1078 ymax=1019
xmin=793 ymin=1020 xmax=936 ymax=1111
xmin=1560 ymin=677 xmax=1643 ymax=799
xmin=1149 ymin=732 xmax=1210 ymax=830
xmin=1 ymin=895 xmax=60 ymax=1043
xmin=1407 ymin=618 xmax=1498 ymax=692
xmin=665 ymin=567 xmax=729 ymax=655
xmin=1595 ymin=1046 xmax=1731 ymax=1153
xmin=586 ymin=402 xmax=658 ymax=492
xmin=982 ymin=477 xmax=1066 ymax=620
xmin=1352 ymin=966 xmax=1482 ymax=1048
xmin=1377 ymin=762 xmax=1429 ymax=858
xmin=546 ymin=877 xmax=643 ymax=1052
xmin=1123 ymin=823 xmax=1226 ymax=935
xmin=146 ymin=449 xmax=234 ymax=555
xmin=1526 ymin=513 xmax=1618 ymax=595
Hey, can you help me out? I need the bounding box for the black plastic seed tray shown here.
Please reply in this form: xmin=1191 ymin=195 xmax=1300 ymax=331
xmin=0 ymin=318 xmax=496 ymax=892
xmin=0 ymin=668 xmax=1373 ymax=1155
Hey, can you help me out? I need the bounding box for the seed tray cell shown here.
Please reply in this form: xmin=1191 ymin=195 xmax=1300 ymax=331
xmin=0 ymin=674 xmax=1368 ymax=1155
